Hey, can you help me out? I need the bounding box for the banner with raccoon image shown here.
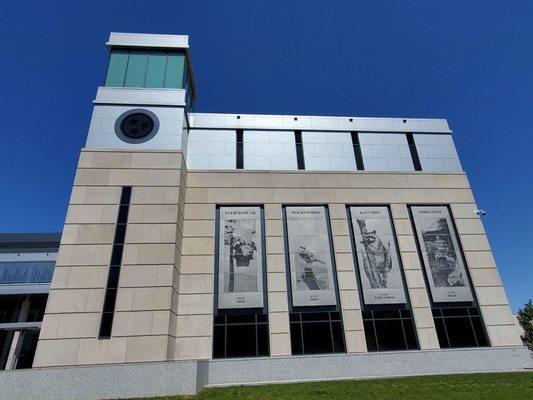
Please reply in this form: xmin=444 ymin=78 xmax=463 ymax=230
xmin=286 ymin=206 xmax=337 ymax=307
xmin=350 ymin=206 xmax=407 ymax=305
xmin=411 ymin=206 xmax=474 ymax=303
xmin=217 ymin=207 xmax=264 ymax=309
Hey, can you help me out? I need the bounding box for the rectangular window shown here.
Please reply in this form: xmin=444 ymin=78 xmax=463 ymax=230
xmin=295 ymin=131 xmax=305 ymax=170
xmin=145 ymin=52 xmax=167 ymax=88
xmin=347 ymin=206 xmax=418 ymax=351
xmin=124 ymin=52 xmax=149 ymax=87
xmin=104 ymin=50 xmax=187 ymax=90
xmin=282 ymin=205 xmax=346 ymax=355
xmin=406 ymin=133 xmax=422 ymax=171
xmin=351 ymin=132 xmax=365 ymax=170
xmin=212 ymin=206 xmax=269 ymax=358
xmin=164 ymin=53 xmax=186 ymax=89
xmin=105 ymin=51 xmax=129 ymax=87
xmin=409 ymin=205 xmax=489 ymax=348
xmin=236 ymin=130 xmax=244 ymax=169
xmin=99 ymin=187 xmax=131 ymax=339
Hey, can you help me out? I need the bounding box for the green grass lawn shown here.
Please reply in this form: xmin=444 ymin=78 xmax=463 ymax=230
xmin=123 ymin=372 xmax=533 ymax=400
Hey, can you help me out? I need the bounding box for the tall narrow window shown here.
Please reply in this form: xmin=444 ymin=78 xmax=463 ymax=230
xmin=406 ymin=133 xmax=422 ymax=171
xmin=99 ymin=187 xmax=131 ymax=339
xmin=295 ymin=131 xmax=305 ymax=170
xmin=410 ymin=206 xmax=489 ymax=348
xmin=236 ymin=130 xmax=244 ymax=169
xmin=351 ymin=132 xmax=365 ymax=170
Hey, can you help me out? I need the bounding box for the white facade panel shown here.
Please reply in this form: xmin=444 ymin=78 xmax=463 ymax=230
xmin=85 ymin=105 xmax=184 ymax=150
xmin=414 ymin=134 xmax=463 ymax=173
xmin=243 ymin=130 xmax=297 ymax=170
xmin=302 ymin=131 xmax=356 ymax=171
xmin=187 ymin=130 xmax=236 ymax=170
xmin=359 ymin=133 xmax=414 ymax=172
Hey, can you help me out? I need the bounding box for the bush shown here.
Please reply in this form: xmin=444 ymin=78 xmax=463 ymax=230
xmin=517 ymin=299 xmax=533 ymax=350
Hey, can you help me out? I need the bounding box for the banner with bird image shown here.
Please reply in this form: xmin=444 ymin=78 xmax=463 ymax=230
xmin=286 ymin=206 xmax=337 ymax=307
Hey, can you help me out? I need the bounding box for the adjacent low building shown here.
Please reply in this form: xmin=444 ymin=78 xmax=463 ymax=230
xmin=0 ymin=233 xmax=60 ymax=370
xmin=1 ymin=32 xmax=531 ymax=399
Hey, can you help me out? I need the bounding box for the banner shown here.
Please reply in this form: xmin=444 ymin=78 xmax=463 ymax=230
xmin=286 ymin=206 xmax=337 ymax=307
xmin=411 ymin=206 xmax=474 ymax=303
xmin=350 ymin=206 xmax=407 ymax=305
xmin=217 ymin=207 xmax=264 ymax=309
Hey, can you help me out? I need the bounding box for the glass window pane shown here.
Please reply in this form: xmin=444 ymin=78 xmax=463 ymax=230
xmin=164 ymin=53 xmax=185 ymax=88
xmin=471 ymin=317 xmax=489 ymax=347
xmin=213 ymin=326 xmax=225 ymax=358
xmin=290 ymin=323 xmax=303 ymax=355
xmin=331 ymin=321 xmax=346 ymax=353
xmin=257 ymin=324 xmax=269 ymax=356
xmin=374 ymin=320 xmax=406 ymax=351
xmin=145 ymin=52 xmax=167 ymax=88
xmin=105 ymin=51 xmax=129 ymax=87
xmin=445 ymin=317 xmax=477 ymax=348
xmin=364 ymin=320 xmax=378 ymax=351
xmin=402 ymin=318 xmax=418 ymax=350
xmin=302 ymin=322 xmax=333 ymax=354
xmin=124 ymin=52 xmax=149 ymax=87
xmin=434 ymin=317 xmax=449 ymax=348
xmin=226 ymin=325 xmax=256 ymax=357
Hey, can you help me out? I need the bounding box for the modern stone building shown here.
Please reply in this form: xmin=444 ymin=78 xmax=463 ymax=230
xmin=2 ymin=32 xmax=531 ymax=399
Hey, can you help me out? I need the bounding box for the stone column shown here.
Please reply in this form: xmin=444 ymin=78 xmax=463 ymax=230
xmin=391 ymin=203 xmax=440 ymax=350
xmin=329 ymin=204 xmax=367 ymax=353
xmin=265 ymin=204 xmax=291 ymax=357
xmin=451 ymin=203 xmax=523 ymax=347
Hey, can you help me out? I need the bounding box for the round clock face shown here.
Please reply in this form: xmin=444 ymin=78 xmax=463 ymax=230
xmin=119 ymin=113 xmax=155 ymax=139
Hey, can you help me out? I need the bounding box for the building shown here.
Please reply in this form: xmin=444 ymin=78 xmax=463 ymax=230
xmin=0 ymin=233 xmax=60 ymax=370
xmin=2 ymin=32 xmax=532 ymax=399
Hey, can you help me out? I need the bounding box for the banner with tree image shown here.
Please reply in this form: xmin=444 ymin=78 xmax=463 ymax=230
xmin=217 ymin=207 xmax=264 ymax=309
xmin=411 ymin=206 xmax=473 ymax=303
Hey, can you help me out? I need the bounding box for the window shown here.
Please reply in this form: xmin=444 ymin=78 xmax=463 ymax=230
xmin=363 ymin=309 xmax=418 ymax=351
xmin=406 ymin=133 xmax=422 ymax=171
xmin=212 ymin=206 xmax=270 ymax=358
xmin=347 ymin=205 xmax=418 ymax=352
xmin=105 ymin=50 xmax=188 ymax=90
xmin=433 ymin=307 xmax=488 ymax=348
xmin=236 ymin=130 xmax=243 ymax=169
xmin=213 ymin=313 xmax=269 ymax=358
xmin=99 ymin=187 xmax=131 ymax=339
xmin=409 ymin=205 xmax=489 ymax=348
xmin=350 ymin=132 xmax=365 ymax=170
xmin=290 ymin=311 xmax=345 ymax=355
xmin=294 ymin=131 xmax=305 ymax=170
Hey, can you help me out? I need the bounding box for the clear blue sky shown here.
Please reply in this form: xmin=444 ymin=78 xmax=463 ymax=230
xmin=1 ymin=1 xmax=531 ymax=310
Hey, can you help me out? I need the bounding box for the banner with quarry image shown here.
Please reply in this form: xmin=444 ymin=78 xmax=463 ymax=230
xmin=350 ymin=206 xmax=407 ymax=305
xmin=217 ymin=206 xmax=264 ymax=309
xmin=411 ymin=206 xmax=474 ymax=303
xmin=285 ymin=206 xmax=337 ymax=307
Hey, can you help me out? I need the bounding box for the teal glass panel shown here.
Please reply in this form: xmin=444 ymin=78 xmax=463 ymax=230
xmin=164 ymin=53 xmax=185 ymax=88
xmin=145 ymin=52 xmax=167 ymax=88
xmin=105 ymin=51 xmax=129 ymax=87
xmin=124 ymin=51 xmax=149 ymax=87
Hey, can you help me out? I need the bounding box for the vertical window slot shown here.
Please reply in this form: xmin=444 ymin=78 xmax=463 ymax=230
xmin=98 ymin=186 xmax=131 ymax=339
xmin=406 ymin=133 xmax=422 ymax=171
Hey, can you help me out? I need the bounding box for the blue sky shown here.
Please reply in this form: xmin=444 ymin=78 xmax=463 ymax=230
xmin=1 ymin=1 xmax=531 ymax=310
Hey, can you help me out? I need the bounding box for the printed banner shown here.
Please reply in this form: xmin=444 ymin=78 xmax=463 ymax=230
xmin=350 ymin=206 xmax=407 ymax=305
xmin=411 ymin=206 xmax=474 ymax=303
xmin=217 ymin=206 xmax=264 ymax=309
xmin=286 ymin=206 xmax=337 ymax=307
